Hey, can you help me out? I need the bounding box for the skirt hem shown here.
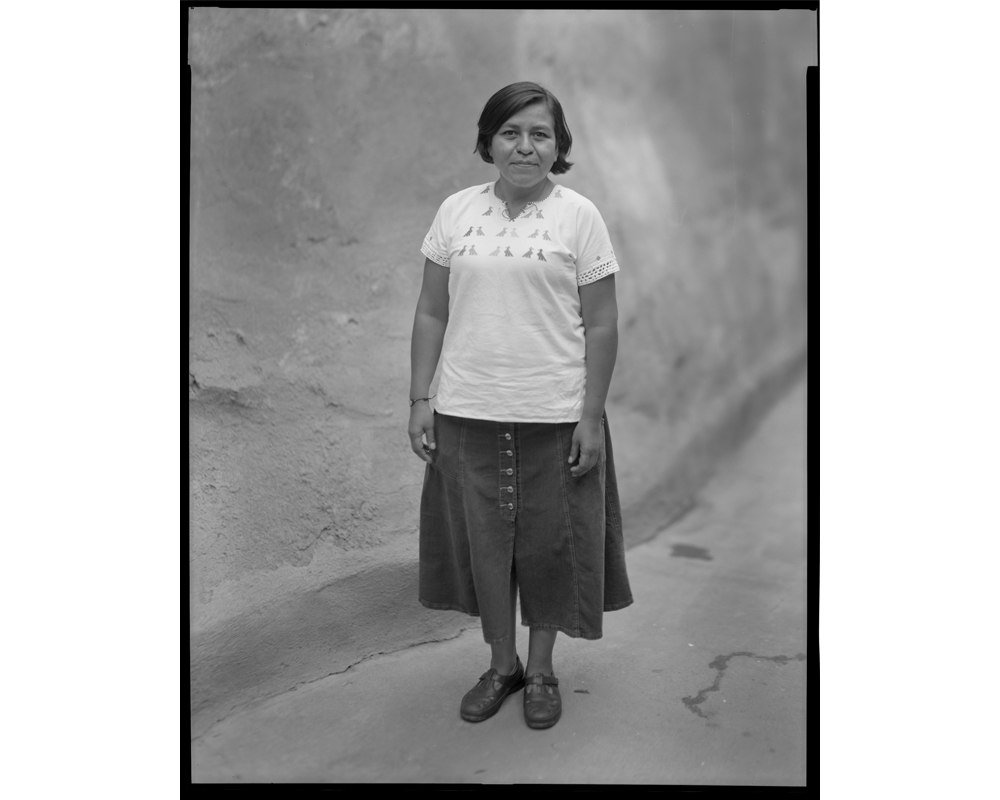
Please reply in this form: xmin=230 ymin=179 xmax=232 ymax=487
xmin=419 ymin=598 xmax=634 ymax=642
xmin=518 ymin=620 xmax=603 ymax=640
xmin=419 ymin=598 xmax=480 ymax=616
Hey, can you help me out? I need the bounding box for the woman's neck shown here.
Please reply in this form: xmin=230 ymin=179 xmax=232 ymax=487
xmin=495 ymin=177 xmax=552 ymax=206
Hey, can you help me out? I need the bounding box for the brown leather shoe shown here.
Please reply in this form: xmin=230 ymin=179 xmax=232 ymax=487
xmin=523 ymin=673 xmax=561 ymax=729
xmin=460 ymin=656 xmax=525 ymax=722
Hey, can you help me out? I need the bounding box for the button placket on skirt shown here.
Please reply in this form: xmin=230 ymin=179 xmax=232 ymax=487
xmin=498 ymin=423 xmax=517 ymax=521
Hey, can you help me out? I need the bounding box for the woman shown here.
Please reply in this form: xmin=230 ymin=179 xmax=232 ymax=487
xmin=408 ymin=82 xmax=633 ymax=730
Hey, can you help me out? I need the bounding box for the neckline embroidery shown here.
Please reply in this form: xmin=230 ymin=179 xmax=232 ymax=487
xmin=492 ymin=181 xmax=558 ymax=221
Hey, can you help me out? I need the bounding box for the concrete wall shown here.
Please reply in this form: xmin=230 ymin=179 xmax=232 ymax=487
xmin=189 ymin=8 xmax=814 ymax=738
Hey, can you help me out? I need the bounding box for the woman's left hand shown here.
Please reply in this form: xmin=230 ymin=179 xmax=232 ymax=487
xmin=569 ymin=417 xmax=603 ymax=477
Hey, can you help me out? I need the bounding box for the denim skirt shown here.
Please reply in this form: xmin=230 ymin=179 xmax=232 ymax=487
xmin=418 ymin=410 xmax=633 ymax=643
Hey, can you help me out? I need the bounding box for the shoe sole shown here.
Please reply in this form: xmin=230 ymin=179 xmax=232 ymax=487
xmin=460 ymin=677 xmax=526 ymax=722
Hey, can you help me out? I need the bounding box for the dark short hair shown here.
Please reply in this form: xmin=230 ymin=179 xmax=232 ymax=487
xmin=474 ymin=82 xmax=574 ymax=174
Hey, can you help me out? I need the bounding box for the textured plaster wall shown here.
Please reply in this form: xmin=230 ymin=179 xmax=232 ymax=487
xmin=189 ymin=8 xmax=814 ymax=737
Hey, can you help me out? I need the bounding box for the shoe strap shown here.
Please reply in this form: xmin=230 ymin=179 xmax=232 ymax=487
xmin=525 ymin=673 xmax=559 ymax=686
xmin=478 ymin=662 xmax=523 ymax=686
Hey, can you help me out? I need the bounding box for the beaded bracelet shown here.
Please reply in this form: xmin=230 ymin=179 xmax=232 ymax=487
xmin=409 ymin=395 xmax=436 ymax=407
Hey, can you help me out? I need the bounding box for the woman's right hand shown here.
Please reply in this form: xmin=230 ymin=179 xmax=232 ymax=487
xmin=408 ymin=401 xmax=436 ymax=463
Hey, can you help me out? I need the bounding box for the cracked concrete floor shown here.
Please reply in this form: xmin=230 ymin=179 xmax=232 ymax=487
xmin=192 ymin=374 xmax=807 ymax=784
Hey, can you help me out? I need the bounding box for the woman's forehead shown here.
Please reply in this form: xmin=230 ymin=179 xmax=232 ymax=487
xmin=501 ymin=104 xmax=555 ymax=129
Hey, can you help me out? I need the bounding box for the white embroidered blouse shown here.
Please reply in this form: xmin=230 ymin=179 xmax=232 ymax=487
xmin=420 ymin=181 xmax=620 ymax=423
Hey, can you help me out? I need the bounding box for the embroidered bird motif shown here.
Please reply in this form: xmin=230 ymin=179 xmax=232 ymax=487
xmin=496 ymin=227 xmax=508 ymax=237
xmin=535 ymin=209 xmax=544 ymax=219
xmin=510 ymin=228 xmax=519 ymax=238
xmin=480 ymin=185 xmax=491 ymax=193
xmin=504 ymin=246 xmax=513 ymax=257
xmin=542 ymin=230 xmax=551 ymax=241
xmin=457 ymin=244 xmax=467 ymax=256
xmin=527 ymin=229 xmax=540 ymax=239
xmin=553 ymin=189 xmax=562 ymax=198
xmin=463 ymin=226 xmax=474 ymax=237
xmin=476 ymin=226 xmax=485 ymax=236
xmin=522 ymin=247 xmax=534 ymax=258
xmin=489 ymin=245 xmax=502 ymax=256
xmin=536 ymin=249 xmax=546 ymax=261
xmin=482 ymin=207 xmax=493 ymax=216
xmin=468 ymin=244 xmax=477 ymax=255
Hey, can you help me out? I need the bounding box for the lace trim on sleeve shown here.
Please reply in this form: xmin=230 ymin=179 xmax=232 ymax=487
xmin=421 ymin=241 xmax=450 ymax=268
xmin=577 ymin=258 xmax=619 ymax=286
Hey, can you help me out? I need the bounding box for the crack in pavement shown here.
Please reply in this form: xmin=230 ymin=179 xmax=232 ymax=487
xmin=682 ymin=651 xmax=806 ymax=720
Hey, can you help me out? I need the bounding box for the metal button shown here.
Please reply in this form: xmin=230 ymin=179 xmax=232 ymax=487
xmin=506 ymin=450 xmax=512 ymax=456
xmin=507 ymin=486 xmax=514 ymax=493
xmin=506 ymin=468 xmax=513 ymax=475
xmin=505 ymin=433 xmax=511 ymax=440
xmin=508 ymin=503 xmax=513 ymax=509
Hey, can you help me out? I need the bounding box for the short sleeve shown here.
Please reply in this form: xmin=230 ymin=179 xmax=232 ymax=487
xmin=573 ymin=201 xmax=619 ymax=286
xmin=421 ymin=201 xmax=451 ymax=268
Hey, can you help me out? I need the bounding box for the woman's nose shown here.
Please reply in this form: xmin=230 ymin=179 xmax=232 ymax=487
xmin=516 ymin=135 xmax=533 ymax=153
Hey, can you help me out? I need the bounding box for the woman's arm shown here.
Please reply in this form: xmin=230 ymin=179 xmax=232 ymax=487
xmin=570 ymin=274 xmax=618 ymax=476
xmin=408 ymin=258 xmax=450 ymax=462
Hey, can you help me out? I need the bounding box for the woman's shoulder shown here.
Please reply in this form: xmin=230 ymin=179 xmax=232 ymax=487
xmin=551 ymin=183 xmax=605 ymax=219
xmin=553 ymin=183 xmax=600 ymax=209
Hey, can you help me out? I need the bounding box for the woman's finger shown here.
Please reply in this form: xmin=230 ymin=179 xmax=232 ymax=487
xmin=568 ymin=438 xmax=580 ymax=465
xmin=409 ymin=432 xmax=431 ymax=462
xmin=425 ymin=427 xmax=436 ymax=451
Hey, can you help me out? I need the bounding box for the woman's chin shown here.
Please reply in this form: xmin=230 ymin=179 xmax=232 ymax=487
xmin=501 ymin=171 xmax=546 ymax=188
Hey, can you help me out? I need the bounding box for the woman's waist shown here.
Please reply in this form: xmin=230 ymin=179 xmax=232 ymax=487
xmin=434 ymin=389 xmax=585 ymax=424
xmin=438 ymin=367 xmax=584 ymax=407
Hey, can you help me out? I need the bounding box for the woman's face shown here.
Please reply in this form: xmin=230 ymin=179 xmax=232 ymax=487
xmin=488 ymin=102 xmax=558 ymax=190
